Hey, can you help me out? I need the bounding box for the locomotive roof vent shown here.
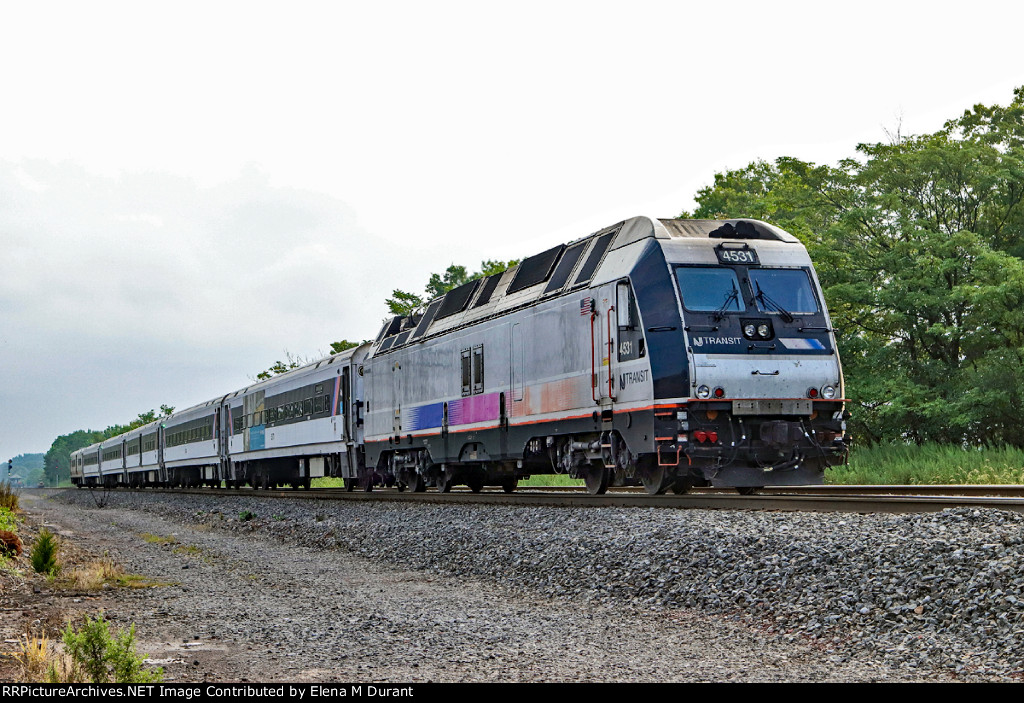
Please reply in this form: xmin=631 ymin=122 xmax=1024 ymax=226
xmin=658 ymin=218 xmax=798 ymax=243
xmin=709 ymin=220 xmax=762 ymax=239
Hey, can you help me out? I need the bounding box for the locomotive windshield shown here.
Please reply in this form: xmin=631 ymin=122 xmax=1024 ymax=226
xmin=675 ymin=267 xmax=745 ymax=312
xmin=748 ymin=268 xmax=819 ymax=314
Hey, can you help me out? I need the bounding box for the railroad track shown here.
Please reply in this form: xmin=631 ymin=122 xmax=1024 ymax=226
xmin=44 ymin=484 xmax=1024 ymax=515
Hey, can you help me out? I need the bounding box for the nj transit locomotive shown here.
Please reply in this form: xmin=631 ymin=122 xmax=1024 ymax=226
xmin=71 ymin=217 xmax=848 ymax=495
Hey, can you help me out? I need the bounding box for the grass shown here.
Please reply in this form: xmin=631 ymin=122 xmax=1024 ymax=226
xmin=8 ymin=634 xmax=50 ymax=682
xmin=830 ymin=443 xmax=1024 ymax=485
xmin=57 ymin=558 xmax=164 ymax=590
xmin=0 ymin=481 xmax=19 ymax=511
xmin=311 ymin=477 xmax=346 ymax=488
xmin=172 ymin=544 xmax=203 ymax=556
xmin=140 ymin=533 xmax=177 ymax=545
xmin=520 ymin=474 xmax=583 ymax=487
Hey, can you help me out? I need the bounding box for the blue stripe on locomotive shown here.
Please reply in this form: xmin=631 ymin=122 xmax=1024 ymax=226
xmin=405 ymin=403 xmax=444 ymax=432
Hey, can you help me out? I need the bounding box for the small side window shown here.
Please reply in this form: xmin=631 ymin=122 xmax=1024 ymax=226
xmin=472 ymin=345 xmax=484 ymax=395
xmin=461 ymin=349 xmax=472 ymax=397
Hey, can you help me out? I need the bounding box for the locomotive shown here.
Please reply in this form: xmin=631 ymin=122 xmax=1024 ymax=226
xmin=71 ymin=216 xmax=848 ymax=495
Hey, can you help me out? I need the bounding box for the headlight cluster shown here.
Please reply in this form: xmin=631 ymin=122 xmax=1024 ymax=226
xmin=808 ymin=385 xmax=838 ymax=399
xmin=696 ymin=385 xmax=726 ymax=399
xmin=742 ymin=319 xmax=773 ymax=340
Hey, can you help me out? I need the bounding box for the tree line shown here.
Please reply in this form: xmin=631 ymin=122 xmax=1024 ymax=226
xmin=42 ymin=407 xmax=174 ymax=485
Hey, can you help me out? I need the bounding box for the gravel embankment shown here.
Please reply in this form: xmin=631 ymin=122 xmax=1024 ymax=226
xmin=34 ymin=488 xmax=1024 ymax=681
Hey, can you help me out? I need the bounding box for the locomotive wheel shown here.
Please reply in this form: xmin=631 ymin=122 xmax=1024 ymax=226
xmin=363 ymin=474 xmax=374 ymax=492
xmin=641 ymin=465 xmax=672 ymax=495
xmin=467 ymin=475 xmax=484 ymax=493
xmin=584 ymin=464 xmax=609 ymax=495
xmin=408 ymin=472 xmax=426 ymax=493
xmin=501 ymin=478 xmax=517 ymax=494
xmin=436 ymin=471 xmax=452 ymax=493
xmin=345 ymin=478 xmax=355 ymax=492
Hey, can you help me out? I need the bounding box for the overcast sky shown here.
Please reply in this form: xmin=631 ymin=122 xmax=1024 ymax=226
xmin=1 ymin=1 xmax=1022 ymax=455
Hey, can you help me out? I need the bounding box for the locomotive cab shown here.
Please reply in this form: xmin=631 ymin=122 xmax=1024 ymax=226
xmin=646 ymin=219 xmax=848 ymax=489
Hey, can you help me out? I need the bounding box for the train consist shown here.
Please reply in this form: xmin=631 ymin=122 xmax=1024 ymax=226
xmin=71 ymin=216 xmax=848 ymax=495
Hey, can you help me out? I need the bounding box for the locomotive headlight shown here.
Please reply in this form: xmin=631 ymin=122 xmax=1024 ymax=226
xmin=743 ymin=323 xmax=756 ymax=338
xmin=821 ymin=384 xmax=837 ymax=399
xmin=757 ymin=324 xmax=770 ymax=339
xmin=696 ymin=385 xmax=711 ymax=399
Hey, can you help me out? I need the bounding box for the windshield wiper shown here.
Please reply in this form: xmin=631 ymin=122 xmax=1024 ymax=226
xmin=755 ymin=282 xmax=794 ymax=323
xmin=712 ymin=282 xmax=740 ymax=321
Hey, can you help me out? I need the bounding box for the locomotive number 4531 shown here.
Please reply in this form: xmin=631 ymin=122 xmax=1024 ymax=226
xmin=715 ymin=246 xmax=759 ymax=265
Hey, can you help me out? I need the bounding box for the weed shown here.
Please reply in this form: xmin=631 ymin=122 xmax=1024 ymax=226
xmin=62 ymin=559 xmax=121 ymax=590
xmin=47 ymin=613 xmax=162 ymax=683
xmin=9 ymin=634 xmax=50 ymax=682
xmin=0 ymin=506 xmax=18 ymax=532
xmin=272 ymin=514 xmax=284 ymax=521
xmin=140 ymin=533 xmax=177 ymax=545
xmin=30 ymin=528 xmax=59 ymax=576
xmin=172 ymin=545 xmax=202 ymax=556
xmin=238 ymin=510 xmax=255 ymax=521
xmin=0 ymin=481 xmax=19 ymax=511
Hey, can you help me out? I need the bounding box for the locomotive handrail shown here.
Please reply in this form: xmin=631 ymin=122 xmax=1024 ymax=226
xmin=607 ymin=305 xmax=616 ymax=400
xmin=591 ymin=311 xmax=598 ymax=402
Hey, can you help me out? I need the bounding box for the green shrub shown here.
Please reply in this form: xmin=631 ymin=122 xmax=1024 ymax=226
xmin=48 ymin=613 xmax=162 ymax=683
xmin=0 ymin=506 xmax=18 ymax=532
xmin=239 ymin=510 xmax=255 ymax=521
xmin=31 ymin=528 xmax=60 ymax=576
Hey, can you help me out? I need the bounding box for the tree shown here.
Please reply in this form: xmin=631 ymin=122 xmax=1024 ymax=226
xmin=682 ymin=87 xmax=1024 ymax=447
xmin=329 ymin=340 xmax=362 ymax=353
xmin=253 ymin=351 xmax=312 ymax=381
xmin=386 ymin=259 xmax=520 ymax=316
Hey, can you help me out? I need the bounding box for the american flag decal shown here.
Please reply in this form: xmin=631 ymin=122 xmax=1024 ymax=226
xmin=580 ymin=297 xmax=593 ymax=315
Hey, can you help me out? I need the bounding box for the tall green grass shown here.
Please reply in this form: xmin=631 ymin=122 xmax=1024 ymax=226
xmin=829 ymin=443 xmax=1024 ymax=485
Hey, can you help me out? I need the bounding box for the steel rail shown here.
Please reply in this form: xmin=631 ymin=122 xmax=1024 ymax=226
xmin=73 ymin=485 xmax=1024 ymax=514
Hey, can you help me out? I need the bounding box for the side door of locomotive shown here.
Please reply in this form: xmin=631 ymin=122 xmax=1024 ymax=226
xmin=591 ymin=283 xmax=618 ymax=405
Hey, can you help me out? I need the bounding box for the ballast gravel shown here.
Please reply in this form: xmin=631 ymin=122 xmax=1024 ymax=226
xmin=29 ymin=489 xmax=1024 ymax=681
